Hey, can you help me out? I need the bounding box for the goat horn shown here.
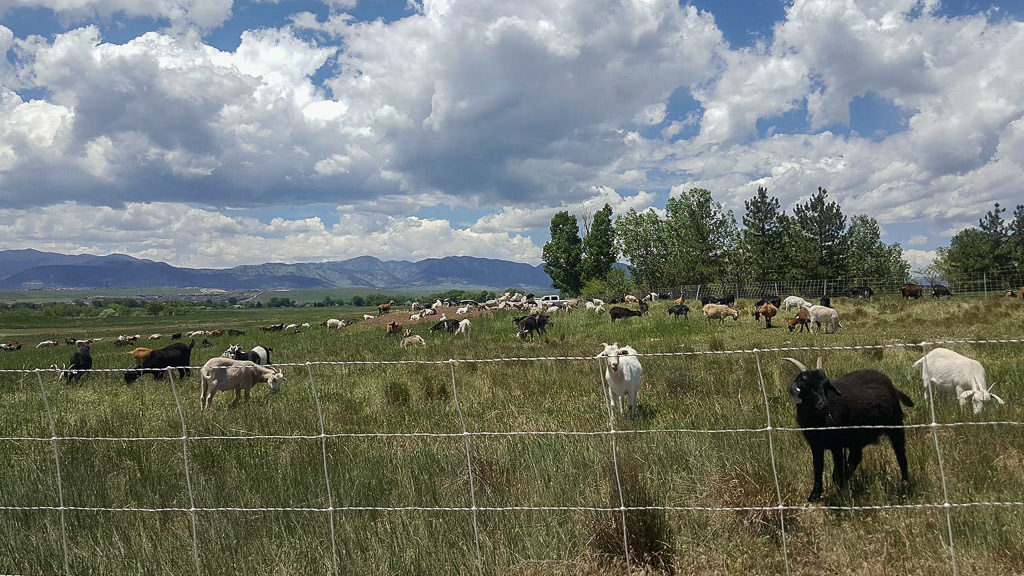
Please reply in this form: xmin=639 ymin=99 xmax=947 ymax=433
xmin=781 ymin=357 xmax=808 ymax=372
xmin=816 ymin=357 xmax=823 ymax=370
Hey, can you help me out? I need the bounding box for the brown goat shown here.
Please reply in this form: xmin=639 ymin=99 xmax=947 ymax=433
xmin=378 ymin=300 xmax=395 ymax=316
xmin=788 ymin=309 xmax=811 ymax=333
xmin=753 ymin=302 xmax=778 ymax=328
xmin=126 ymin=347 xmax=154 ymax=366
xmin=386 ymin=321 xmax=403 ymax=335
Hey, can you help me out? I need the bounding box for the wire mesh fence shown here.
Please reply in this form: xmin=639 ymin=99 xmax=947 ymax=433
xmin=651 ymin=269 xmax=1024 ymax=300
xmin=2 ymin=339 xmax=1024 ymax=574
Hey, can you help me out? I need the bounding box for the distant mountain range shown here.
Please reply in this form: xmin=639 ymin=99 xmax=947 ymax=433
xmin=0 ymin=249 xmax=554 ymax=291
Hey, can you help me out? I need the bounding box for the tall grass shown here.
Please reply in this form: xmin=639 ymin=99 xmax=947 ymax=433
xmin=1 ymin=296 xmax=1024 ymax=574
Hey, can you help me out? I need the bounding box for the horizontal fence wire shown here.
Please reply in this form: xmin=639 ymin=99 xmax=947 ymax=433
xmin=4 ymin=338 xmax=1024 ymax=374
xmin=3 ymin=337 xmax=1024 ymax=574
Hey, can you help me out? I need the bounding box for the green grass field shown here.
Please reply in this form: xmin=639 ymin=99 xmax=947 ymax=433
xmin=1 ymin=296 xmax=1023 ymax=575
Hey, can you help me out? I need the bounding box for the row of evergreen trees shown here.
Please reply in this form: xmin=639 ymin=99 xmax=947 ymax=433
xmin=542 ymin=187 xmax=910 ymax=296
xmin=933 ymin=203 xmax=1024 ymax=278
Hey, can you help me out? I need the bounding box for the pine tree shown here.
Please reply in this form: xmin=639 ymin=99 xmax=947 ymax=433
xmin=542 ymin=211 xmax=584 ymax=295
xmin=793 ymin=187 xmax=847 ymax=278
xmin=741 ymin=186 xmax=786 ymax=282
xmin=845 ymin=215 xmax=909 ymax=281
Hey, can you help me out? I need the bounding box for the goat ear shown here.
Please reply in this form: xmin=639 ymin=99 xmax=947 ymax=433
xmin=826 ymin=379 xmax=842 ymax=396
xmin=958 ymin=389 xmax=975 ymax=400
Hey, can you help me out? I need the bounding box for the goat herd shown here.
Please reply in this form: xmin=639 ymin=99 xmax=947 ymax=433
xmin=5 ymin=285 xmax=1019 ymax=503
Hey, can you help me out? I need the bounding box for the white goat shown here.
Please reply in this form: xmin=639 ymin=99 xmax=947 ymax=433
xmin=36 ymin=340 xmax=59 ymax=348
xmin=363 ymin=314 xmax=375 ymax=320
xmin=702 ymin=303 xmax=739 ymax=325
xmin=455 ymin=319 xmax=471 ymax=335
xmin=807 ymin=305 xmax=842 ymax=333
xmin=148 ymin=334 xmax=161 ymax=340
xmin=422 ymin=308 xmax=437 ymax=316
xmin=323 ymin=319 xmax=344 ymax=330
xmin=597 ymin=343 xmax=643 ymax=417
xmin=456 ymin=306 xmax=470 ymax=315
xmin=401 ymin=334 xmax=426 ymax=348
xmin=300 ymin=323 xmax=311 ymax=328
xmin=585 ymin=301 xmax=596 ymax=311
xmin=783 ymin=296 xmax=814 ymax=310
xmin=200 ymin=357 xmax=284 ymax=409
xmin=410 ymin=313 xmax=422 ymax=321
xmin=914 ymin=348 xmax=1005 ymax=414
xmin=591 ymin=298 xmax=605 ymax=307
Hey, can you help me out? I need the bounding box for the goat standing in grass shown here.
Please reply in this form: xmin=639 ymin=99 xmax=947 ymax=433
xmin=597 ymin=343 xmax=643 ymax=417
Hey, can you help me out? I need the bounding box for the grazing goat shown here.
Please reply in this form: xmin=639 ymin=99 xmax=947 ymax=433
xmin=401 ymin=330 xmax=426 ymax=348
xmin=788 ymin=309 xmax=811 ymax=333
xmin=37 ymin=340 xmax=59 ymax=348
xmin=455 ymin=319 xmax=472 ymax=335
xmin=901 ymin=283 xmax=924 ymax=299
xmin=378 ymin=300 xmax=395 ymax=316
xmin=431 ymin=319 xmax=460 ymax=333
xmin=819 ymin=296 xmax=831 ymax=308
xmin=200 ymin=358 xmax=284 ymax=409
xmin=848 ymin=286 xmax=874 ymax=299
xmin=515 ymin=314 xmax=550 ymax=340
xmin=783 ymin=296 xmax=813 ymax=310
xmin=667 ymin=304 xmax=689 ymax=321
xmin=321 ymin=319 xmax=344 ymax=330
xmin=148 ymin=334 xmax=161 ymax=341
xmin=597 ymin=343 xmax=643 ymax=417
xmin=624 ymin=295 xmax=638 ymax=303
xmin=1 ymin=342 xmax=22 ymax=351
xmin=126 ymin=347 xmax=153 ymax=366
xmin=754 ymin=296 xmax=781 ymax=309
xmin=228 ymin=329 xmax=245 ymax=336
xmin=171 ymin=333 xmax=182 ymax=340
xmin=223 ymin=345 xmax=272 ymax=365
xmin=609 ymin=300 xmax=648 ymax=322
xmin=386 ymin=321 xmax=403 ymax=335
xmin=55 ymin=345 xmax=92 ymax=382
xmin=931 ymin=285 xmax=952 ymax=298
xmin=753 ymin=302 xmax=778 ymax=328
xmin=702 ymin=304 xmax=738 ymax=325
xmin=124 ymin=341 xmax=195 ymax=384
xmin=363 ymin=314 xmax=375 ymax=320
xmin=782 ymin=357 xmax=913 ymax=502
xmin=913 ymin=348 xmax=1004 ymax=414
xmin=808 ymin=305 xmax=842 ymax=333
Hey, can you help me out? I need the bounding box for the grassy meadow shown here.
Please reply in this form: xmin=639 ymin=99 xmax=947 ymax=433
xmin=1 ymin=295 xmax=1024 ymax=575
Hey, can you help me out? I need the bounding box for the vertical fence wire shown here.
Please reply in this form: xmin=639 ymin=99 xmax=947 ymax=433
xmin=753 ymin=351 xmax=792 ymax=576
xmin=305 ymin=363 xmax=340 ymax=575
xmin=597 ymin=359 xmax=631 ymax=573
xmin=35 ymin=370 xmax=70 ymax=576
xmin=920 ymin=344 xmax=959 ymax=575
xmin=167 ymin=369 xmax=202 ymax=576
xmin=449 ymin=361 xmax=483 ymax=576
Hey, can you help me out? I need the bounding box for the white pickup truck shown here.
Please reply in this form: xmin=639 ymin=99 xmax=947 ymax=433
xmin=535 ymin=294 xmax=570 ymax=306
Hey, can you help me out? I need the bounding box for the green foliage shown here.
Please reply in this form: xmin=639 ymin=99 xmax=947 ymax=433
xmin=792 ymin=186 xmax=847 ymax=278
xmin=741 ymin=186 xmax=787 ymax=282
xmin=581 ymin=203 xmax=617 ymax=284
xmin=581 ymin=267 xmax=632 ymax=299
xmin=845 ymin=215 xmax=910 ymax=282
xmin=542 ymin=211 xmax=584 ymax=296
xmin=662 ymin=188 xmax=739 ymax=285
xmin=935 ymin=202 xmax=1024 ymax=278
xmin=615 ymin=208 xmax=665 ymax=290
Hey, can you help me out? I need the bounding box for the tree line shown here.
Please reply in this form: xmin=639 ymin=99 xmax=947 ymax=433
xmin=542 ymin=187 xmax=910 ymax=296
xmin=933 ymin=202 xmax=1024 ymax=280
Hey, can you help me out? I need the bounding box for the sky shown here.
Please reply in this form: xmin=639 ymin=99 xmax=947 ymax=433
xmin=1 ymin=0 xmax=1023 ymax=271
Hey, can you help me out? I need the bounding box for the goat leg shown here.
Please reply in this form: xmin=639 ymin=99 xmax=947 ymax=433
xmin=809 ymin=448 xmax=825 ymax=502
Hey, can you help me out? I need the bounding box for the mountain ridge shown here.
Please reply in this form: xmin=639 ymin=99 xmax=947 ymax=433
xmin=0 ymin=250 xmax=554 ymax=291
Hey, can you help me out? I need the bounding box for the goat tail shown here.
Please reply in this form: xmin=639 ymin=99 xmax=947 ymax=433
xmin=897 ymin=390 xmax=915 ymax=408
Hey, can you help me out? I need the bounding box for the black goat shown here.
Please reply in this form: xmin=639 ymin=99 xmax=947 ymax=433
xmin=125 ymin=341 xmax=195 ymax=384
xmin=515 ymin=314 xmax=550 ymax=340
xmin=224 ymin=344 xmax=272 ymax=365
xmin=170 ymin=333 xmax=182 ymax=340
xmin=782 ymin=357 xmax=914 ymax=502
xmin=932 ymin=285 xmax=952 ymax=298
xmin=57 ymin=345 xmax=92 ymax=382
xmin=227 ymin=329 xmax=246 ymax=336
xmin=431 ymin=319 xmax=461 ymax=333
xmin=701 ymin=294 xmax=736 ymax=306
xmin=609 ymin=300 xmax=647 ymax=322
xmin=667 ymin=304 xmax=689 ymax=321
xmin=819 ymin=296 xmax=831 ymax=307
xmin=848 ymin=286 xmax=874 ymax=299
xmin=754 ymin=295 xmax=781 ymax=308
